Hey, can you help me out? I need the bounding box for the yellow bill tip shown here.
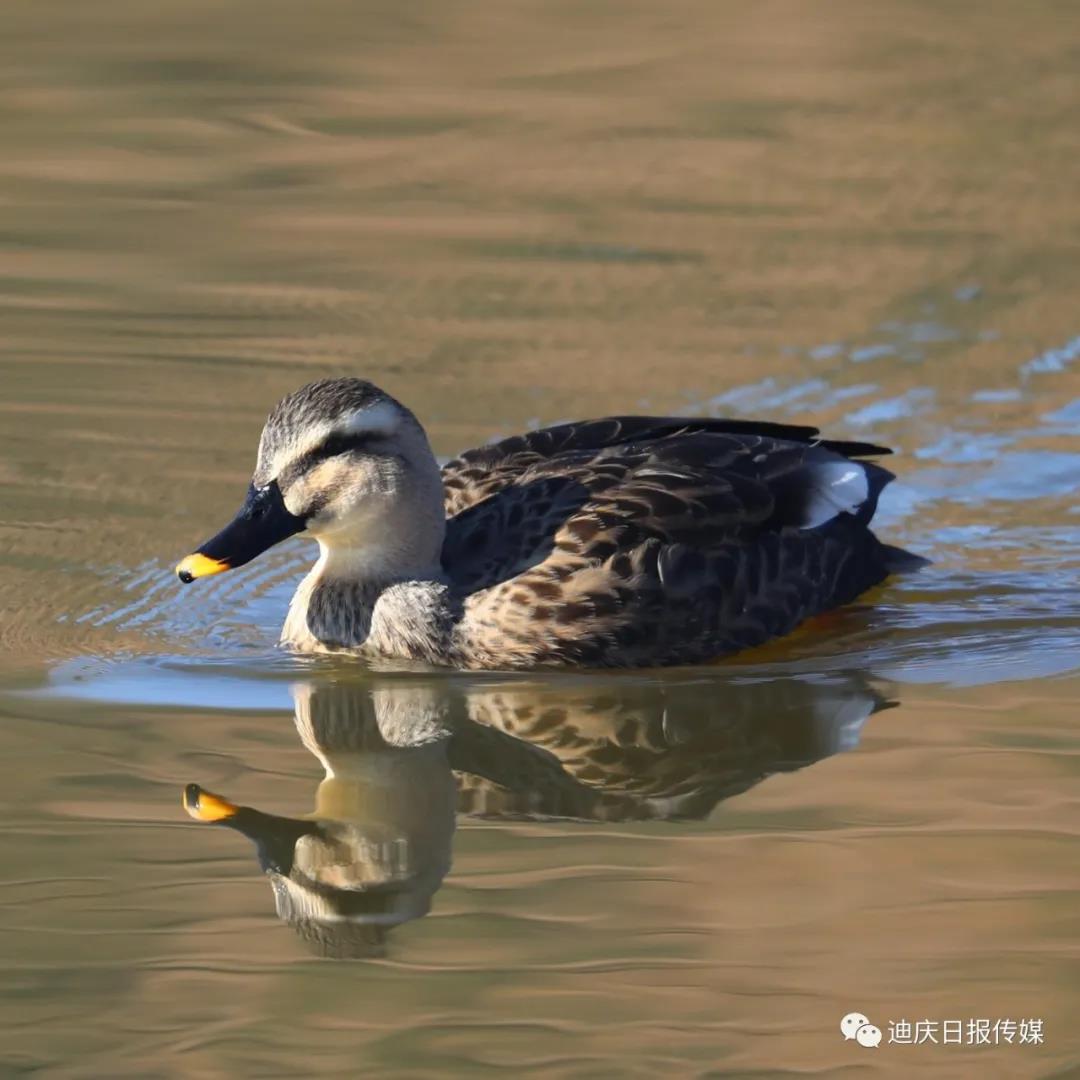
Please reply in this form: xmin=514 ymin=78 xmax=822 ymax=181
xmin=176 ymin=552 xmax=231 ymax=583
xmin=183 ymin=784 xmax=240 ymax=823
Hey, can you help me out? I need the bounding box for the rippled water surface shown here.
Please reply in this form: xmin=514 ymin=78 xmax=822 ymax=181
xmin=2 ymin=2 xmax=1079 ymax=1076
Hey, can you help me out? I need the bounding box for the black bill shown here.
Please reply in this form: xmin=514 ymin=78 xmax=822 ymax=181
xmin=176 ymin=480 xmax=305 ymax=582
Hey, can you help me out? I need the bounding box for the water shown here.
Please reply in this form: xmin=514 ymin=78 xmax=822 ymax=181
xmin=2 ymin=2 xmax=1079 ymax=1075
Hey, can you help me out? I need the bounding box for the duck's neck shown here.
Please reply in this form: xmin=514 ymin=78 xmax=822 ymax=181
xmin=281 ymin=539 xmax=454 ymax=663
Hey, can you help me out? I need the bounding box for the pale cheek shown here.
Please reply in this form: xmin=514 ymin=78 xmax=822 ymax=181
xmin=284 ymin=462 xmax=342 ymax=517
xmin=282 ymin=479 xmax=312 ymax=518
xmin=304 ymin=466 xmax=390 ymax=536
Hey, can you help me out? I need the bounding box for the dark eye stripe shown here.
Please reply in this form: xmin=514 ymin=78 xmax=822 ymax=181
xmin=313 ymin=430 xmax=378 ymax=460
xmin=282 ymin=430 xmax=381 ymax=483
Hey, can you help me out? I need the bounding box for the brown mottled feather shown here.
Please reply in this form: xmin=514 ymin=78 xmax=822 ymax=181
xmin=441 ymin=416 xmax=899 ymax=668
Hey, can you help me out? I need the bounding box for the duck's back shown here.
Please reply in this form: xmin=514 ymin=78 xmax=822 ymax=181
xmin=440 ymin=416 xmax=916 ymax=668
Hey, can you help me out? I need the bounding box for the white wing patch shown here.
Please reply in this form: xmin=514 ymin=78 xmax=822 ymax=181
xmin=798 ymin=460 xmax=869 ymax=528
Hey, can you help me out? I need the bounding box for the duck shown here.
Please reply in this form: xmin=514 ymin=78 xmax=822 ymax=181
xmin=175 ymin=377 xmax=921 ymax=668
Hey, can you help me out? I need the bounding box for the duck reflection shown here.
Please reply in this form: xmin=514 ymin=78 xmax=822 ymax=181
xmin=185 ymin=682 xmax=456 ymax=958
xmin=184 ymin=670 xmax=891 ymax=957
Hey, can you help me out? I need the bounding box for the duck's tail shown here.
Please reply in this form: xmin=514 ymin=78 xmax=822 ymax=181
xmin=879 ymin=543 xmax=931 ymax=573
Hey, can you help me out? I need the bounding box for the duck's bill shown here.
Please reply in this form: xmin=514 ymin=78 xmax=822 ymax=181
xmin=183 ymin=784 xmax=241 ymax=822
xmin=175 ymin=480 xmax=304 ymax=583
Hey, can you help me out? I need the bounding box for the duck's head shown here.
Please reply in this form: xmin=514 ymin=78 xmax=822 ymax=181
xmin=176 ymin=378 xmax=445 ymax=584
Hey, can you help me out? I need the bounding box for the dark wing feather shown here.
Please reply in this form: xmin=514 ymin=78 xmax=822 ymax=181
xmin=442 ymin=418 xmax=903 ymax=668
xmin=442 ymin=415 xmax=889 ymax=516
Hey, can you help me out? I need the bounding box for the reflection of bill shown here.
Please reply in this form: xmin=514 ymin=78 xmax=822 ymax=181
xmin=182 ymin=670 xmax=892 ymax=957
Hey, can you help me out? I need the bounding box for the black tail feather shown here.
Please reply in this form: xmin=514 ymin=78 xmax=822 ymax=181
xmin=880 ymin=543 xmax=931 ymax=573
